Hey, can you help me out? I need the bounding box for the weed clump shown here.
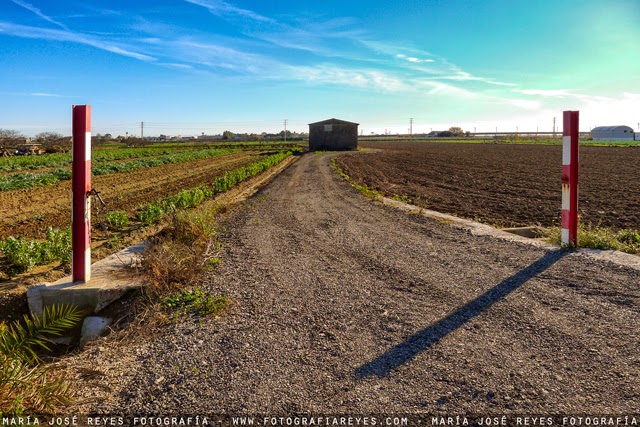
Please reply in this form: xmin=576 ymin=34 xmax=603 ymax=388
xmin=164 ymin=288 xmax=230 ymax=317
xmin=106 ymin=211 xmax=129 ymax=229
xmin=142 ymin=208 xmax=221 ymax=294
xmin=546 ymin=223 xmax=640 ymax=254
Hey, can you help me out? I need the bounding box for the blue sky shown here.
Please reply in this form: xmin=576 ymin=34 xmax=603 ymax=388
xmin=1 ymin=0 xmax=639 ymax=136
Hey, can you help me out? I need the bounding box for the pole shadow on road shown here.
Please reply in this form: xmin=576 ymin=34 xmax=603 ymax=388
xmin=355 ymin=249 xmax=567 ymax=379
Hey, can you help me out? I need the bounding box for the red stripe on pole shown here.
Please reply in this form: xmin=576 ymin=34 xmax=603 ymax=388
xmin=562 ymin=110 xmax=579 ymax=247
xmin=561 ymin=165 xmax=570 ymax=183
xmin=72 ymin=105 xmax=91 ymax=283
xmin=561 ymin=209 xmax=571 ymax=228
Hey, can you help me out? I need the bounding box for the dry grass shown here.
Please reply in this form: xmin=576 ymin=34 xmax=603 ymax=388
xmin=142 ymin=207 xmax=222 ymax=295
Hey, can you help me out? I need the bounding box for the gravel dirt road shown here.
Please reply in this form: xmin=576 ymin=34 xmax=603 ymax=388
xmin=68 ymin=152 xmax=639 ymax=415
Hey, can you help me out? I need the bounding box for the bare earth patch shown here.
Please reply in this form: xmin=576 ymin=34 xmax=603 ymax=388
xmin=336 ymin=141 xmax=640 ymax=230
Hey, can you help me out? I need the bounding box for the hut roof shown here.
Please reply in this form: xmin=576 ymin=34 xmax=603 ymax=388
xmin=308 ymin=118 xmax=360 ymax=126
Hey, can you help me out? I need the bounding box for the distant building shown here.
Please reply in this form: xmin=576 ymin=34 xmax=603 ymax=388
xmin=16 ymin=143 xmax=45 ymax=155
xmin=308 ymin=118 xmax=359 ymax=151
xmin=590 ymin=126 xmax=635 ymax=141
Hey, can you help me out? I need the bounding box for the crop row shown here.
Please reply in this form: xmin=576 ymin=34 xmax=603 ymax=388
xmin=0 ymin=228 xmax=71 ymax=274
xmin=0 ymin=145 xmax=205 ymax=173
xmin=0 ymin=142 xmax=300 ymax=173
xmin=136 ymin=150 xmax=295 ymax=225
xmin=0 ymin=148 xmax=239 ymax=191
xmin=0 ymin=150 xmax=296 ymax=274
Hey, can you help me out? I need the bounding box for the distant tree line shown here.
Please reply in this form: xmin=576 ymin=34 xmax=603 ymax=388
xmin=436 ymin=127 xmax=469 ymax=137
xmin=0 ymin=128 xmax=71 ymax=153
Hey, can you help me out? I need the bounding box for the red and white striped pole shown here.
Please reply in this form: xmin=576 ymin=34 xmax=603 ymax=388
xmin=72 ymin=105 xmax=92 ymax=282
xmin=561 ymin=110 xmax=579 ymax=247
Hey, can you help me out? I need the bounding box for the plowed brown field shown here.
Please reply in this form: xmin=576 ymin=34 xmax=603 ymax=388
xmin=0 ymin=151 xmax=263 ymax=240
xmin=336 ymin=141 xmax=640 ymax=230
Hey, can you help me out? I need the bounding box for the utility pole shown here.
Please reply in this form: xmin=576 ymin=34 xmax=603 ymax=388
xmin=409 ymin=118 xmax=413 ymax=138
xmin=141 ymin=121 xmax=144 ymax=139
xmin=284 ymin=119 xmax=288 ymax=142
xmin=553 ymin=117 xmax=556 ymax=137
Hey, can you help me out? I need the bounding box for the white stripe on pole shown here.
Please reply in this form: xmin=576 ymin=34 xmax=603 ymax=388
xmin=562 ymin=136 xmax=571 ymax=165
xmin=85 ymin=132 xmax=91 ymax=161
xmin=562 ymin=188 xmax=570 ymax=211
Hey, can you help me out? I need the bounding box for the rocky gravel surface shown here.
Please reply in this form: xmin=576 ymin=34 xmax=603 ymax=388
xmin=65 ymin=152 xmax=640 ymax=415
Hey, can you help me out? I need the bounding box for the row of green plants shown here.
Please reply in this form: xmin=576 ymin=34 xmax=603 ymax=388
xmin=0 ymin=152 xmax=70 ymax=173
xmin=0 ymin=150 xmax=296 ymax=274
xmin=0 ymin=145 xmax=198 ymax=173
xmin=0 ymin=169 xmax=71 ymax=191
xmin=0 ymin=142 xmax=299 ymax=174
xmin=92 ymin=147 xmax=236 ymax=176
xmin=136 ymin=150 xmax=296 ymax=226
xmin=0 ymin=148 xmax=238 ymax=191
xmin=0 ymin=228 xmax=71 ymax=274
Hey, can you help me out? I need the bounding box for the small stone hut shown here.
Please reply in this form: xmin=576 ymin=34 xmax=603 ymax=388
xmin=308 ymin=118 xmax=359 ymax=151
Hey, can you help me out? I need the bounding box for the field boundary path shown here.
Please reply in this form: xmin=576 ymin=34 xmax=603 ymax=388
xmin=67 ymin=152 xmax=639 ymax=414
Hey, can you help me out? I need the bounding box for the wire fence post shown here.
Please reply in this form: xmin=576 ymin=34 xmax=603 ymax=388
xmin=561 ymin=110 xmax=579 ymax=247
xmin=72 ymin=105 xmax=92 ymax=282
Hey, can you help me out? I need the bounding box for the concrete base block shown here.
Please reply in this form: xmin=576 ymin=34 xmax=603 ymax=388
xmin=27 ymin=283 xmax=48 ymax=318
xmin=502 ymin=226 xmax=547 ymax=239
xmin=26 ymin=243 xmax=146 ymax=317
xmin=80 ymin=316 xmax=112 ymax=347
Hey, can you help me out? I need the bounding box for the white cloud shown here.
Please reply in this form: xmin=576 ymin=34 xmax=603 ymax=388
xmin=287 ymin=64 xmax=409 ymax=92
xmin=31 ymin=92 xmax=63 ymax=97
xmin=514 ymin=89 xmax=573 ymax=97
xmin=0 ymin=22 xmax=156 ymax=62
xmin=505 ymin=99 xmax=542 ymax=110
xmin=574 ymin=92 xmax=640 ymax=128
xmin=414 ymin=80 xmax=479 ymax=99
xmin=391 ymin=49 xmax=515 ymax=88
xmin=160 ymin=63 xmax=194 ymax=70
xmin=396 ymin=54 xmax=434 ymax=63
xmin=10 ymin=0 xmax=69 ymax=30
xmin=433 ymin=69 xmax=516 ymax=87
xmin=407 ymin=57 xmax=433 ymax=63
xmin=184 ymin=0 xmax=274 ymax=23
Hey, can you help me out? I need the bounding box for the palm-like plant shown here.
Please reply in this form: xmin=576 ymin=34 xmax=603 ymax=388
xmin=0 ymin=304 xmax=80 ymax=414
